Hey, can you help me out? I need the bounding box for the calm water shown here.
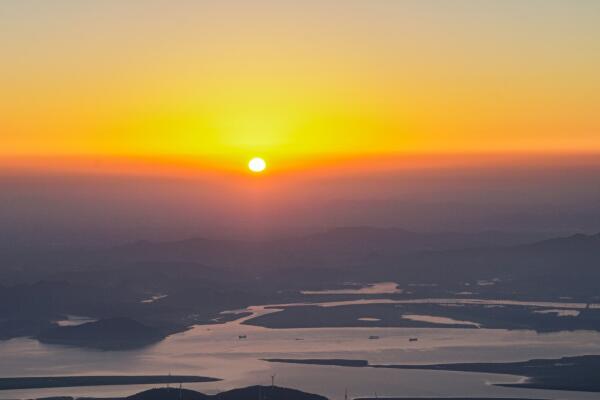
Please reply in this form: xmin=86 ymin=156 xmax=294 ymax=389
xmin=2 ymin=300 xmax=600 ymax=400
xmin=302 ymin=282 xmax=402 ymax=295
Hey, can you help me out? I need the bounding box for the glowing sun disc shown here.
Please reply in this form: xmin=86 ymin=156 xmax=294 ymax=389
xmin=248 ymin=157 xmax=267 ymax=173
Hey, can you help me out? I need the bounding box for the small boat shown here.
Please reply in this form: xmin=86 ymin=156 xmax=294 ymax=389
xmin=409 ymin=337 xmax=418 ymax=342
xmin=368 ymin=335 xmax=380 ymax=340
xmin=238 ymin=335 xmax=247 ymax=339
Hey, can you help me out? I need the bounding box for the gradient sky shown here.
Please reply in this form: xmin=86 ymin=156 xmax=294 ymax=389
xmin=2 ymin=1 xmax=600 ymax=244
xmin=2 ymin=0 xmax=600 ymax=174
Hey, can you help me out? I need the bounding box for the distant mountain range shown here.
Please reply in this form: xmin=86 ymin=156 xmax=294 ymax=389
xmin=0 ymin=227 xmax=551 ymax=283
xmin=109 ymin=227 xmax=550 ymax=268
xmin=1 ymin=228 xmax=599 ymax=344
xmin=366 ymin=231 xmax=600 ymax=300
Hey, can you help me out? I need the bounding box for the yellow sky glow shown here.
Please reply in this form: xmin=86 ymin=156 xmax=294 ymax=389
xmin=1 ymin=1 xmax=599 ymax=175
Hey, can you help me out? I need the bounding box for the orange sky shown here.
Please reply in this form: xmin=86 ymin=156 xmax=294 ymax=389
xmin=2 ymin=0 xmax=600 ymax=176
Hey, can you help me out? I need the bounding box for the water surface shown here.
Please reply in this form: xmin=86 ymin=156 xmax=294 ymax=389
xmin=2 ymin=300 xmax=600 ymax=400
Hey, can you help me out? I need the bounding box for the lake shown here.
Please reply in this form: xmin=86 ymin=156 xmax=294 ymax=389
xmin=2 ymin=299 xmax=600 ymax=400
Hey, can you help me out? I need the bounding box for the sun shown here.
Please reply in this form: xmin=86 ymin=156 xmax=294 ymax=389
xmin=248 ymin=157 xmax=267 ymax=173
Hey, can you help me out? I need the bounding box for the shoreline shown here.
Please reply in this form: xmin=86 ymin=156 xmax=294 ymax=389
xmin=265 ymin=354 xmax=600 ymax=393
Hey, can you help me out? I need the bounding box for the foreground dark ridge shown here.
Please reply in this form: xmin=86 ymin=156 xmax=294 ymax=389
xmin=0 ymin=375 xmax=220 ymax=391
xmin=265 ymin=355 xmax=600 ymax=393
xmin=29 ymin=386 xmax=329 ymax=400
xmin=125 ymin=387 xmax=541 ymax=400
xmin=18 ymin=386 xmax=549 ymax=400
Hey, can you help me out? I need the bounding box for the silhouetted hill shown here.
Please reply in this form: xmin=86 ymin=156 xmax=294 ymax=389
xmin=126 ymin=386 xmax=328 ymax=400
xmin=215 ymin=385 xmax=328 ymax=400
xmin=522 ymin=232 xmax=600 ymax=252
xmin=37 ymin=317 xmax=165 ymax=349
xmin=127 ymin=387 xmax=210 ymax=400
